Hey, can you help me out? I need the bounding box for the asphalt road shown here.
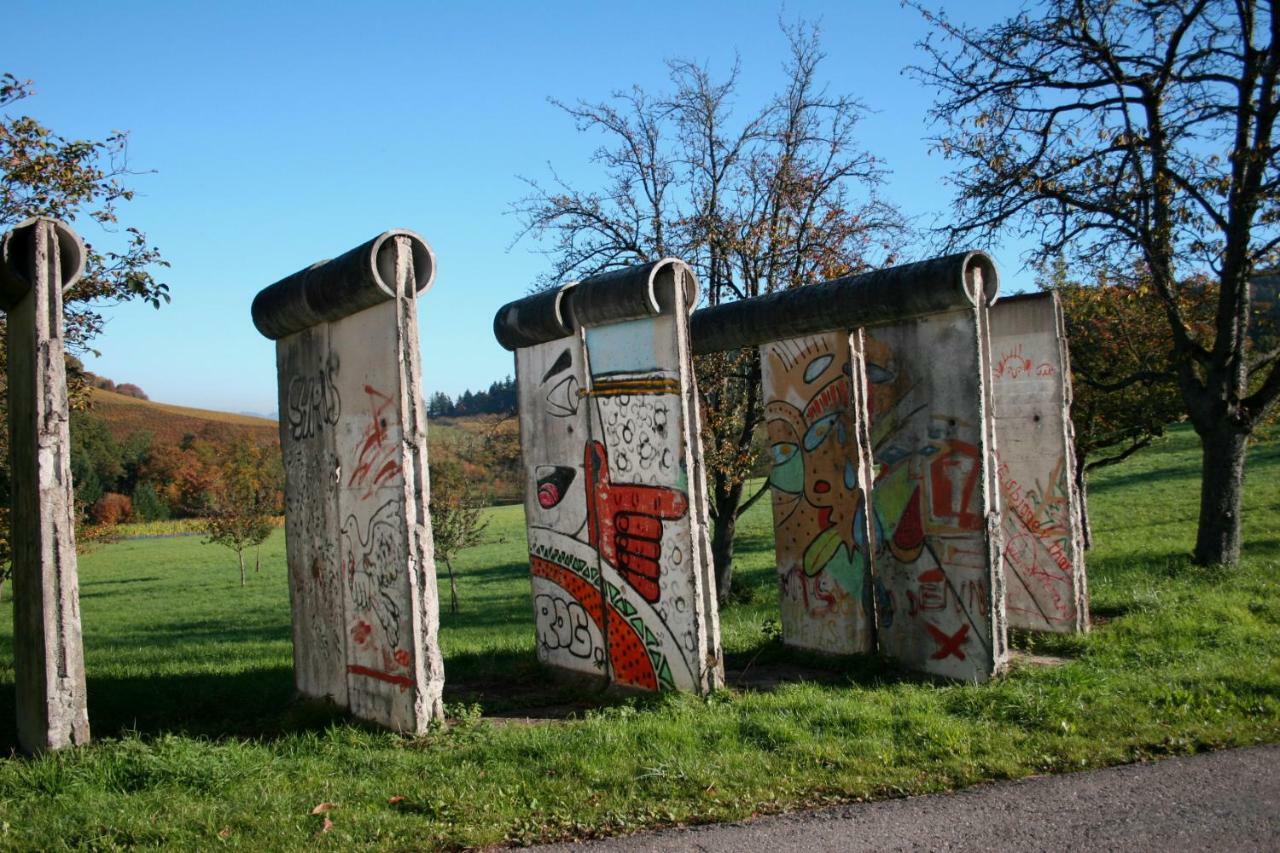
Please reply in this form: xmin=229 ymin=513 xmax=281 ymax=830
xmin=535 ymin=744 xmax=1280 ymax=851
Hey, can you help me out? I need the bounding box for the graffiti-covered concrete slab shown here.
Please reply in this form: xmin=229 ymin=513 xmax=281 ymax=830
xmin=760 ymin=332 xmax=875 ymax=655
xmin=699 ymin=252 xmax=1009 ymax=681
xmin=497 ymin=260 xmax=723 ymax=694
xmin=253 ymin=230 xmax=444 ymax=731
xmin=0 ymin=218 xmax=91 ymax=753
xmin=990 ymin=292 xmax=1089 ymax=633
xmin=861 ymin=310 xmax=1006 ymax=680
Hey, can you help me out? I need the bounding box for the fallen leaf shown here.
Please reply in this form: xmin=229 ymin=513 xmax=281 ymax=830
xmin=322 ymin=817 xmax=334 ymax=833
xmin=311 ymin=802 xmax=335 ymax=815
xmin=217 ymin=827 xmax=232 ymax=840
xmin=387 ymin=796 xmax=406 ymax=805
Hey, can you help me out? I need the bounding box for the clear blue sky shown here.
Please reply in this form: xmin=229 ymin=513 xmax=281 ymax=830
xmin=6 ymin=1 xmax=1033 ymax=416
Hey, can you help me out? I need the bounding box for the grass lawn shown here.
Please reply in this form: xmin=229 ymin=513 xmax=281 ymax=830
xmin=0 ymin=424 xmax=1277 ymax=849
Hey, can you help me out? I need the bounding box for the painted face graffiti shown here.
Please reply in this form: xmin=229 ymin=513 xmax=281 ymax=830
xmin=764 ymin=336 xmax=867 ymax=602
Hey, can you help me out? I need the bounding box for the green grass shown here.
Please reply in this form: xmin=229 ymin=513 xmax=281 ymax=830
xmin=0 ymin=425 xmax=1278 ymax=849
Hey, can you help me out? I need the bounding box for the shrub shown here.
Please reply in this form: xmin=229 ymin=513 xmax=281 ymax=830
xmin=91 ymin=492 xmax=133 ymax=526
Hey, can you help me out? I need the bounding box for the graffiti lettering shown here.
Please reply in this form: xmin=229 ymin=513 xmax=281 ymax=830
xmin=286 ymin=353 xmax=341 ymax=440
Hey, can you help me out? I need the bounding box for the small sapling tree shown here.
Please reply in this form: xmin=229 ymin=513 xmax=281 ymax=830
xmin=204 ymin=438 xmax=278 ymax=586
xmin=429 ymin=460 xmax=488 ymax=613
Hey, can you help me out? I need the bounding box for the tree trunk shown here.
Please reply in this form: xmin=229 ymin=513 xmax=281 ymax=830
xmin=238 ymin=550 xmax=246 ymax=587
xmin=1193 ymin=424 xmax=1249 ymax=566
xmin=445 ymin=556 xmax=459 ymax=613
xmin=255 ymin=546 xmax=261 ymax=573
xmin=711 ymin=508 xmax=739 ymax=605
xmin=1073 ymin=451 xmax=1093 ymax=551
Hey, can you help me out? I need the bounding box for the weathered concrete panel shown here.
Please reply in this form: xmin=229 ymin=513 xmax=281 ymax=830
xmin=1 ymin=218 xmax=90 ymax=752
xmin=257 ymin=231 xmax=444 ymax=731
xmin=760 ymin=332 xmax=875 ymax=655
xmin=503 ymin=260 xmax=723 ymax=694
xmin=517 ymin=331 xmax=606 ymax=680
xmin=989 ymin=293 xmax=1089 ymax=633
xmin=861 ymin=309 xmax=1007 ymax=681
xmin=744 ymin=258 xmax=1008 ymax=681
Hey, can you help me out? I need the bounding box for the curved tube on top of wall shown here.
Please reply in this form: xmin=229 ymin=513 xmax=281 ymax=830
xmin=0 ymin=218 xmax=87 ymax=311
xmin=689 ymin=250 xmax=999 ymax=355
xmin=493 ymin=257 xmax=699 ymax=351
xmin=491 ymin=280 xmax=580 ymax=352
xmin=251 ymin=228 xmax=435 ymax=340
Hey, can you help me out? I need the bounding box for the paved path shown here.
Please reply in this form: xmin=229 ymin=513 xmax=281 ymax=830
xmin=536 ymin=744 xmax=1279 ymax=851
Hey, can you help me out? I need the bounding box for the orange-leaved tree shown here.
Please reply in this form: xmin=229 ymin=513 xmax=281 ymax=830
xmin=203 ymin=438 xmax=281 ymax=586
xmin=0 ymin=71 xmax=169 ymax=589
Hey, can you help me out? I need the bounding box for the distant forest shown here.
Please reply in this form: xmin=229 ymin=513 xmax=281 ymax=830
xmin=428 ymin=377 xmax=516 ymax=418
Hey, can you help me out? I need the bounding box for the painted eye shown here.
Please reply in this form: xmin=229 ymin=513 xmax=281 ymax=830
xmin=803 ymin=412 xmax=840 ymax=452
xmin=866 ymin=361 xmax=894 ymax=384
xmin=768 ymin=442 xmax=804 ymax=494
xmin=771 ymin=442 xmax=797 ymax=465
xmin=803 ymin=354 xmax=834 ymax=384
xmin=844 ymin=460 xmax=858 ymax=490
xmin=545 ymin=375 xmax=581 ymax=418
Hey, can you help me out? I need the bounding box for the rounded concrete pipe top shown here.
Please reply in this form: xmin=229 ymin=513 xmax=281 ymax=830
xmin=689 ymin=250 xmax=1001 ymax=356
xmin=961 ymin=251 xmax=999 ymax=306
xmin=252 ymin=228 xmax=435 ymax=340
xmin=493 ymin=257 xmax=700 ymax=351
xmin=570 ymin=257 xmax=700 ymax=328
xmin=371 ymin=228 xmax=436 ymax=297
xmin=0 ymin=218 xmax=87 ymax=310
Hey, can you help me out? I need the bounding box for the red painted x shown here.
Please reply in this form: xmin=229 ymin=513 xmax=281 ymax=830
xmin=926 ymin=622 xmax=970 ymax=660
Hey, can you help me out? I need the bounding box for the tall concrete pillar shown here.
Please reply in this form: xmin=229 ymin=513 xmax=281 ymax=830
xmin=252 ymin=230 xmax=444 ymax=732
xmin=989 ymin=292 xmax=1089 ymax=633
xmin=0 ymin=217 xmax=91 ymax=752
xmin=496 ymin=260 xmax=723 ymax=694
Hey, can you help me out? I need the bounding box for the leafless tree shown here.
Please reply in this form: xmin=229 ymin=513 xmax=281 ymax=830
xmin=911 ymin=0 xmax=1279 ymax=565
xmin=514 ymin=22 xmax=907 ymax=601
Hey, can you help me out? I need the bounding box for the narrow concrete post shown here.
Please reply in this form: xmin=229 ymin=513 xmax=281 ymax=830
xmin=252 ymin=230 xmax=444 ymax=732
xmin=989 ymin=292 xmax=1089 ymax=633
xmin=497 ymin=259 xmax=724 ymax=694
xmin=0 ymin=217 xmax=91 ymax=752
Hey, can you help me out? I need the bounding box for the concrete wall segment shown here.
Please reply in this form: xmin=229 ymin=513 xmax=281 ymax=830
xmin=1 ymin=218 xmax=90 ymax=752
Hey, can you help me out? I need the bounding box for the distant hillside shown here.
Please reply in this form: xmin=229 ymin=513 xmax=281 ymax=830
xmin=86 ymin=388 xmax=523 ymax=503
xmin=88 ymin=387 xmax=280 ymax=448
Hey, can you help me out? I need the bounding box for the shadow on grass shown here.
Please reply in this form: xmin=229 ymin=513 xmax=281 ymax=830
xmin=724 ymin=638 xmax=925 ymax=691
xmin=1087 ymin=460 xmax=1203 ymax=495
xmin=0 ymin=665 xmax=307 ymax=753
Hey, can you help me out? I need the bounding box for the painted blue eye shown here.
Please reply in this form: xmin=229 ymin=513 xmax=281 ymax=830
xmin=769 ymin=442 xmax=804 ymax=493
xmin=803 ymin=354 xmax=834 ymax=384
xmin=771 ymin=442 xmax=797 ymax=465
xmin=844 ymin=460 xmax=857 ymax=490
xmin=803 ymin=412 xmax=840 ymax=452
